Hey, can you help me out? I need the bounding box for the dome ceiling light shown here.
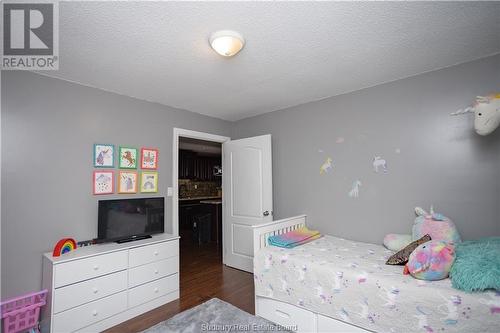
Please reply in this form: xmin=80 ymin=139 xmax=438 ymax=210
xmin=209 ymin=30 xmax=245 ymax=57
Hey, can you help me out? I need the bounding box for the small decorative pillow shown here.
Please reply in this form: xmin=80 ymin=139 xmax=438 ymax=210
xmin=386 ymin=234 xmax=431 ymax=265
xmin=449 ymin=237 xmax=500 ymax=292
xmin=383 ymin=234 xmax=412 ymax=251
xmin=407 ymin=240 xmax=455 ymax=281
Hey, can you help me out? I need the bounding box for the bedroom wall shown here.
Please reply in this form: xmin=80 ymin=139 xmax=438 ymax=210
xmin=234 ymin=54 xmax=500 ymax=244
xmin=1 ymin=71 xmax=231 ymax=298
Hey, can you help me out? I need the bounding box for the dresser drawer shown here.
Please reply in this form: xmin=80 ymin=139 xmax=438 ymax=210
xmin=128 ymin=274 xmax=179 ymax=308
xmin=318 ymin=314 xmax=369 ymax=332
xmin=54 ymin=251 xmax=127 ymax=288
xmin=129 ymin=256 xmax=178 ymax=288
xmin=256 ymin=297 xmax=316 ymax=332
xmin=53 ymin=270 xmax=127 ymax=314
xmin=129 ymin=240 xmax=178 ymax=267
xmin=52 ymin=291 xmax=127 ymax=333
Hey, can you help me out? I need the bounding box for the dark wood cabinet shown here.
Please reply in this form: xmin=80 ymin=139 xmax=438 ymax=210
xmin=179 ymin=150 xmax=221 ymax=181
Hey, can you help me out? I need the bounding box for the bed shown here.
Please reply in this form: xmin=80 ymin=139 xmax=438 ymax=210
xmin=252 ymin=215 xmax=499 ymax=333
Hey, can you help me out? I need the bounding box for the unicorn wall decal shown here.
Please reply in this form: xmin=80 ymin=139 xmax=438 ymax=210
xmin=320 ymin=157 xmax=333 ymax=174
xmin=373 ymin=156 xmax=388 ymax=173
xmin=348 ymin=180 xmax=362 ymax=198
xmin=451 ymin=93 xmax=500 ymax=136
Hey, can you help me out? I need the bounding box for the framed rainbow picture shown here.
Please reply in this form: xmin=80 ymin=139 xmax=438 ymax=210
xmin=93 ymin=170 xmax=114 ymax=195
xmin=140 ymin=171 xmax=158 ymax=193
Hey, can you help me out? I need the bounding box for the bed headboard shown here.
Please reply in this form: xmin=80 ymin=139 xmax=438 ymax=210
xmin=252 ymin=215 xmax=307 ymax=255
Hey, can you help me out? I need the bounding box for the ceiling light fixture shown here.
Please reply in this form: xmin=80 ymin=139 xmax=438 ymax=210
xmin=209 ymin=30 xmax=245 ymax=57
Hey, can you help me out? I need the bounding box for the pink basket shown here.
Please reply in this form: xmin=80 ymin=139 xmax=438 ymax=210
xmin=0 ymin=290 xmax=48 ymax=333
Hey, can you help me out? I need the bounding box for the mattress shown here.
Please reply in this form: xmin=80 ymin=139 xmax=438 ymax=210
xmin=254 ymin=235 xmax=499 ymax=333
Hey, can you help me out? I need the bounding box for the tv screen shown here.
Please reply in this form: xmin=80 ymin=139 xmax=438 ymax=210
xmin=98 ymin=197 xmax=164 ymax=242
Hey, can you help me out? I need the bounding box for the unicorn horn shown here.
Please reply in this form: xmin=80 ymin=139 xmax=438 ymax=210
xmin=450 ymin=107 xmax=474 ymax=116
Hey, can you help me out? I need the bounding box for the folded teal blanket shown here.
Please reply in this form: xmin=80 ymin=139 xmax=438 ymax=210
xmin=450 ymin=237 xmax=500 ymax=292
xmin=268 ymin=227 xmax=321 ymax=248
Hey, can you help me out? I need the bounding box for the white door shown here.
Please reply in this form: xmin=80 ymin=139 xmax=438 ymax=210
xmin=223 ymin=134 xmax=273 ymax=272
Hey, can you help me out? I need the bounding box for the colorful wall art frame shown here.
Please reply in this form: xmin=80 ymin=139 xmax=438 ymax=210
xmin=118 ymin=171 xmax=138 ymax=194
xmin=140 ymin=171 xmax=158 ymax=193
xmin=119 ymin=147 xmax=138 ymax=169
xmin=93 ymin=170 xmax=114 ymax=195
xmin=141 ymin=148 xmax=158 ymax=170
xmin=94 ymin=144 xmax=115 ymax=167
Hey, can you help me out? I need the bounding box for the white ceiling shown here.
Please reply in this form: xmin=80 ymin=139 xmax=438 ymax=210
xmin=43 ymin=1 xmax=500 ymax=121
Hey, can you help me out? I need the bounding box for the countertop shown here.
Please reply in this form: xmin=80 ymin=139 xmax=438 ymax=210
xmin=200 ymin=199 xmax=222 ymax=205
xmin=179 ymin=196 xmax=221 ymax=201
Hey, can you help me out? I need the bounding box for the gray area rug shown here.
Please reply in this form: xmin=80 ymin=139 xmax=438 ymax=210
xmin=141 ymin=298 xmax=292 ymax=333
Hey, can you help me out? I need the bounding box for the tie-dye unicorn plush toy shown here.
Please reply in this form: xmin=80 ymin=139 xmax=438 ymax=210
xmin=412 ymin=206 xmax=461 ymax=245
xmin=451 ymin=93 xmax=500 ymax=136
xmin=384 ymin=206 xmax=461 ymax=280
xmin=383 ymin=206 xmax=461 ymax=251
xmin=406 ymin=240 xmax=455 ymax=281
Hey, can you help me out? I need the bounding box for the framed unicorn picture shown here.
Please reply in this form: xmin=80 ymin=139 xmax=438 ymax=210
xmin=93 ymin=170 xmax=114 ymax=195
xmin=119 ymin=147 xmax=137 ymax=169
xmin=94 ymin=144 xmax=114 ymax=168
xmin=118 ymin=171 xmax=138 ymax=194
xmin=140 ymin=171 xmax=158 ymax=193
xmin=140 ymin=148 xmax=158 ymax=170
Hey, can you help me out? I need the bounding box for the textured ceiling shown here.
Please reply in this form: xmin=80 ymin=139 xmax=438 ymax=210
xmin=42 ymin=1 xmax=500 ymax=121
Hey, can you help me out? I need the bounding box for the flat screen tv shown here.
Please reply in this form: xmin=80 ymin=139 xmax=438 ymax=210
xmin=98 ymin=197 xmax=164 ymax=243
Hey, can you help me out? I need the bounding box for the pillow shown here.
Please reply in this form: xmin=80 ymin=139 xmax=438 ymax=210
xmin=383 ymin=234 xmax=412 ymax=251
xmin=449 ymin=237 xmax=500 ymax=292
xmin=407 ymin=240 xmax=455 ymax=281
xmin=412 ymin=214 xmax=461 ymax=244
xmin=386 ymin=234 xmax=431 ymax=265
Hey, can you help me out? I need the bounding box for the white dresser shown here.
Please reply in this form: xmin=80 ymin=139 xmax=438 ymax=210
xmin=41 ymin=234 xmax=179 ymax=333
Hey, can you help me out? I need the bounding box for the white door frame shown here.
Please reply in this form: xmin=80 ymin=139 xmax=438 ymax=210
xmin=172 ymin=128 xmax=230 ymax=238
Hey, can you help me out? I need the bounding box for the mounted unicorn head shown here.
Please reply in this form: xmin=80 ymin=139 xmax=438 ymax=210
xmin=451 ymin=94 xmax=500 ymax=136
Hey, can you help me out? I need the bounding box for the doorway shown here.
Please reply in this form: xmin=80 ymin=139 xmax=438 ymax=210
xmin=172 ymin=128 xmax=230 ymax=268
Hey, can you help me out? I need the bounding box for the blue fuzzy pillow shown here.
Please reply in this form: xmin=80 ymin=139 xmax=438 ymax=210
xmin=450 ymin=237 xmax=500 ymax=292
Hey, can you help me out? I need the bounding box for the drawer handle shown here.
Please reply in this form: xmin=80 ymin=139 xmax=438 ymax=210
xmin=92 ymin=310 xmax=98 ymax=317
xmin=275 ymin=309 xmax=290 ymax=319
xmin=154 ymin=287 xmax=159 ymax=293
xmin=92 ymin=288 xmax=99 ymax=294
xmin=154 ymin=269 xmax=159 ymax=275
xmin=154 ymin=251 xmax=159 ymax=256
xmin=93 ymin=265 xmax=99 ymax=271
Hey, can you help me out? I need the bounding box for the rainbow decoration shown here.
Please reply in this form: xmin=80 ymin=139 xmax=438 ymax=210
xmin=52 ymin=238 xmax=77 ymax=257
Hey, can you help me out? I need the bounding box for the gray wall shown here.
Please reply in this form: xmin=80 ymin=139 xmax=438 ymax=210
xmin=1 ymin=71 xmax=231 ymax=298
xmin=234 ymin=55 xmax=500 ymax=244
xmin=2 ymin=55 xmax=500 ymax=299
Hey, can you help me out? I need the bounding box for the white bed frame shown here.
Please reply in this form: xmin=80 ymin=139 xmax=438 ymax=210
xmin=252 ymin=215 xmax=370 ymax=333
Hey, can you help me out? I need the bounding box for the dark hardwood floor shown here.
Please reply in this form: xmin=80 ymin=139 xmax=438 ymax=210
xmin=105 ymin=234 xmax=254 ymax=333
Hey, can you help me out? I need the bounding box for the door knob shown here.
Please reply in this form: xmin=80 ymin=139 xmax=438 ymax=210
xmin=263 ymin=211 xmax=269 ymax=217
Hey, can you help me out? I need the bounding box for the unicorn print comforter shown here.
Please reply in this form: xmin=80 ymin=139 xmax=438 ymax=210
xmin=254 ymin=235 xmax=499 ymax=333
